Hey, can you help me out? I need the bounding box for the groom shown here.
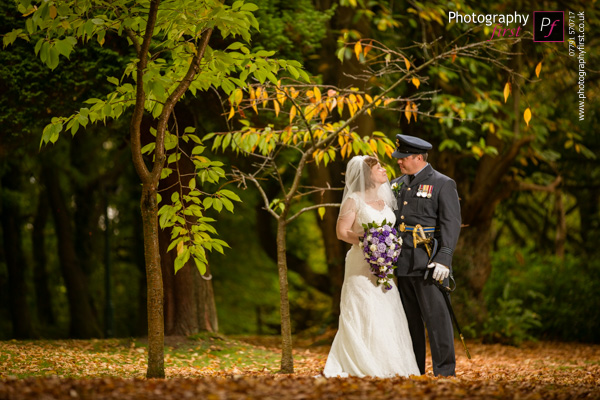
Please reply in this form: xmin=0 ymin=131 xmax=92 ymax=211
xmin=390 ymin=134 xmax=461 ymax=377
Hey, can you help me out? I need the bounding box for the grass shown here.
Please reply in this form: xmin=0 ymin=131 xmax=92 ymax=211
xmin=0 ymin=332 xmax=291 ymax=379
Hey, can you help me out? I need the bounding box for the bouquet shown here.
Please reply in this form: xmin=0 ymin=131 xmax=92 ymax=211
xmin=359 ymin=219 xmax=402 ymax=291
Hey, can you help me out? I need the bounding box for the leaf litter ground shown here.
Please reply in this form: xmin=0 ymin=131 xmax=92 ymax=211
xmin=1 ymin=333 xmax=598 ymax=399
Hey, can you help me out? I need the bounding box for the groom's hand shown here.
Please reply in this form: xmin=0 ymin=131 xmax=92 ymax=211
xmin=427 ymin=262 xmax=449 ymax=281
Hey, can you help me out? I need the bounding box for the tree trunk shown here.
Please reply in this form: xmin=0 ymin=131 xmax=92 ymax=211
xmin=277 ymin=218 xmax=294 ymax=373
xmin=307 ymin=162 xmax=346 ymax=324
xmin=32 ymin=188 xmax=55 ymax=326
xmin=555 ymin=190 xmax=566 ymax=259
xmin=0 ymin=168 xmax=35 ymax=339
xmin=160 ymin=227 xmax=218 ymax=335
xmin=43 ymin=168 xmax=102 ymax=338
xmin=140 ymin=183 xmax=165 ymax=378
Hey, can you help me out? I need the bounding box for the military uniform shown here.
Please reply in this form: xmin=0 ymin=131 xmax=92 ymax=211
xmin=391 ymin=135 xmax=461 ymax=377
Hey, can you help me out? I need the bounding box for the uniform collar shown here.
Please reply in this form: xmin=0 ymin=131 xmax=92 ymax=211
xmin=409 ymin=164 xmax=433 ymax=186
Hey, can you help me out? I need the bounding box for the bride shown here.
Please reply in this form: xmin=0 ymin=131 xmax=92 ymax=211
xmin=322 ymin=155 xmax=420 ymax=378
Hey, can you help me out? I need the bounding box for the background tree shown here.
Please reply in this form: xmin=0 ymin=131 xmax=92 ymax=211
xmin=5 ymin=0 xmax=306 ymax=377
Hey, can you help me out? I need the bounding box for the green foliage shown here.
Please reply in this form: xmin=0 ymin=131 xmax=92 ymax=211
xmin=3 ymin=0 xmax=311 ymax=278
xmin=250 ymin=0 xmax=335 ymax=61
xmin=482 ymin=283 xmax=542 ymax=346
xmin=485 ymin=247 xmax=600 ymax=343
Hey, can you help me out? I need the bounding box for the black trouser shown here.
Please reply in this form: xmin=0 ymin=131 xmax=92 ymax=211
xmin=397 ymin=275 xmax=455 ymax=376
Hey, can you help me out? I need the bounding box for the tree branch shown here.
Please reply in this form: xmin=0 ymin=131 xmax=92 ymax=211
xmin=150 ymin=28 xmax=214 ymax=182
xmin=130 ymin=0 xmax=161 ymax=185
xmin=286 ymin=203 xmax=341 ymax=224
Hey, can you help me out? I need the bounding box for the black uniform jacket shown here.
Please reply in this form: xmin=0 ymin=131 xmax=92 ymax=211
xmin=391 ymin=164 xmax=461 ymax=277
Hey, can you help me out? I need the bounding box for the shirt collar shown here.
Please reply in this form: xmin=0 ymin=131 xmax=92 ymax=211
xmin=412 ymin=163 xmax=429 ymax=177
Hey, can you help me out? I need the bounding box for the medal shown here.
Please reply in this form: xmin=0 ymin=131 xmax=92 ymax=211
xmin=417 ymin=185 xmax=424 ymax=197
xmin=427 ymin=185 xmax=433 ymax=198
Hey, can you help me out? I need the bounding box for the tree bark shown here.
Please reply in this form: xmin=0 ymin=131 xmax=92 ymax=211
xmin=307 ymin=162 xmax=346 ymax=324
xmin=555 ymin=190 xmax=566 ymax=259
xmin=1 ymin=167 xmax=35 ymax=339
xmin=140 ymin=183 xmax=164 ymax=378
xmin=160 ymin=226 xmax=218 ymax=335
xmin=32 ymin=188 xmax=55 ymax=326
xmin=43 ymin=168 xmax=102 ymax=338
xmin=277 ymin=217 xmax=294 ymax=373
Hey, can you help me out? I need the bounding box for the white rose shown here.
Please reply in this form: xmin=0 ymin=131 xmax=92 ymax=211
xmin=378 ymin=278 xmax=385 ymax=284
xmin=398 ymin=238 xmax=403 ymax=246
xmin=390 ymin=243 xmax=395 ymax=250
xmin=359 ymin=241 xmax=364 ymax=247
xmin=379 ymin=266 xmax=386 ymax=272
xmin=377 ymin=227 xmax=383 ymax=232
xmin=367 ymin=235 xmax=372 ymax=241
xmin=377 ymin=257 xmax=385 ymax=264
xmin=370 ymin=244 xmax=378 ymax=252
xmin=391 ymin=183 xmax=398 ymax=189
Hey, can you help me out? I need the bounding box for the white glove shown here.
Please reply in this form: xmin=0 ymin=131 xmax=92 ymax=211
xmin=427 ymin=262 xmax=450 ymax=282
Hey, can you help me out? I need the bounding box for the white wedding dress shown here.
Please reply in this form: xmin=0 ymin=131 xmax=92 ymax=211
xmin=323 ymin=194 xmax=420 ymax=378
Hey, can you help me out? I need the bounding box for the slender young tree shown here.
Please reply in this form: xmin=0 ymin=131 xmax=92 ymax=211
xmin=4 ymin=0 xmax=306 ymax=377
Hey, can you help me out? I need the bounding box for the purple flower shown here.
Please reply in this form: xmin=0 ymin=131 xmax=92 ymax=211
xmin=377 ymin=243 xmax=386 ymax=253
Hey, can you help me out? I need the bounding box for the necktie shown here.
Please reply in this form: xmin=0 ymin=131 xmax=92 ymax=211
xmin=408 ymin=174 xmax=415 ymax=183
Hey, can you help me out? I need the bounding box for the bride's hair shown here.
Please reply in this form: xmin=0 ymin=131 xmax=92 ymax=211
xmin=349 ymin=156 xmax=378 ymax=192
xmin=339 ymin=155 xmax=397 ymax=219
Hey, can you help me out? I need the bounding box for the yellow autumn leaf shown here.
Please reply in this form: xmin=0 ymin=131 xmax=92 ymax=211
xmin=405 ymin=103 xmax=412 ymax=123
xmin=337 ymin=96 xmax=345 ymax=115
xmin=261 ymin=87 xmax=268 ymax=108
xmin=412 ymin=102 xmax=418 ymax=122
xmin=535 ymin=61 xmax=542 ymax=78
xmin=49 ymin=5 xmax=57 ymax=19
xmin=314 ymin=86 xmax=322 ymax=103
xmin=274 ymin=99 xmax=280 ymax=117
xmin=234 ymin=88 xmax=243 ymax=105
xmin=524 ymin=107 xmax=532 ymax=126
xmin=354 ymin=41 xmax=363 ymax=60
xmin=228 ymin=105 xmax=235 ymax=120
xmin=255 ymin=86 xmax=263 ymax=107
xmin=503 ymin=82 xmax=511 ymax=103
xmin=369 ymin=139 xmax=377 ymax=152
xmin=341 ymin=143 xmax=350 ymax=158
xmin=348 ymin=102 xmax=357 ymax=117
xmin=329 ymin=97 xmax=337 ymax=111
xmin=404 ymin=56 xmax=410 ymax=71
xmin=412 ymin=77 xmax=420 ymax=89
xmin=318 ymin=207 xmax=326 ymax=220
xmin=356 ymin=94 xmax=364 ymax=109
xmin=289 ymin=105 xmax=297 ymax=123
xmin=363 ymin=40 xmax=373 ymax=56
xmin=176 ymin=241 xmax=184 ymax=256
xmin=249 ymin=87 xmax=258 ymax=113
xmin=276 ymin=89 xmax=286 ymax=106
xmin=305 ymin=105 xmax=317 ymax=122
xmin=290 ymin=87 xmax=299 ymax=99
xmin=320 ymin=108 xmax=328 ymax=123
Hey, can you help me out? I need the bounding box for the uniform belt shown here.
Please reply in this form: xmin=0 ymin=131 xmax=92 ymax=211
xmin=397 ymin=223 xmax=436 ymax=233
